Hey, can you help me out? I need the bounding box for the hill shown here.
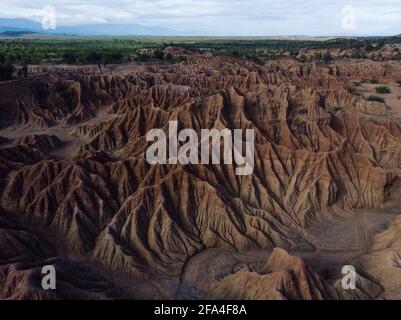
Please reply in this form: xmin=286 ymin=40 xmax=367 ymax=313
xmin=0 ymin=18 xmax=180 ymax=36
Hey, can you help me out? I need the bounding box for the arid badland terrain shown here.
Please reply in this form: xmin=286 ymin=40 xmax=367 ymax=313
xmin=1 ymin=43 xmax=401 ymax=300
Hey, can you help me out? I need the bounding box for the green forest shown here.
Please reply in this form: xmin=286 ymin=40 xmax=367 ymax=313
xmin=0 ymin=35 xmax=400 ymax=81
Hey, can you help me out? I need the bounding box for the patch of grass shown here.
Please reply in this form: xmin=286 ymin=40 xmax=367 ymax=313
xmin=368 ymin=95 xmax=385 ymax=103
xmin=375 ymin=86 xmax=391 ymax=94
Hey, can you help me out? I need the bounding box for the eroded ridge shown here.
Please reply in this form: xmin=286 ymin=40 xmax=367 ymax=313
xmin=1 ymin=53 xmax=401 ymax=299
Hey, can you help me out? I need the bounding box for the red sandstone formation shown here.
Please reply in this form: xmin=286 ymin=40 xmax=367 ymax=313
xmin=1 ymin=52 xmax=401 ymax=299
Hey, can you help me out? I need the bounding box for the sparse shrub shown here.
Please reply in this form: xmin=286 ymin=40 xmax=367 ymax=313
xmin=365 ymin=45 xmax=375 ymax=52
xmin=375 ymin=86 xmax=391 ymax=94
xmin=347 ymin=85 xmax=356 ymax=94
xmin=168 ymin=55 xmax=186 ymax=63
xmin=137 ymin=53 xmax=151 ymax=62
xmin=368 ymin=95 xmax=385 ymax=103
xmin=298 ymin=55 xmax=308 ymax=63
xmin=362 ymin=79 xmax=378 ymax=84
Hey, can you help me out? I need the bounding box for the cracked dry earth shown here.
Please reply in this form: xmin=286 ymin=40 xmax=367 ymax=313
xmin=1 ymin=55 xmax=401 ymax=300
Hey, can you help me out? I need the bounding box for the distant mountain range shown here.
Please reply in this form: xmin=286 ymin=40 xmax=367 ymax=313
xmin=0 ymin=18 xmax=181 ymax=36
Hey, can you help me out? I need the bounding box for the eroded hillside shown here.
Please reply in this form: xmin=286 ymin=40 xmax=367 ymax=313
xmin=1 ymin=53 xmax=401 ymax=299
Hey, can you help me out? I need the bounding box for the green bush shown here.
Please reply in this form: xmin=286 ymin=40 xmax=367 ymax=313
xmin=375 ymin=86 xmax=391 ymax=94
xmin=368 ymin=95 xmax=385 ymax=103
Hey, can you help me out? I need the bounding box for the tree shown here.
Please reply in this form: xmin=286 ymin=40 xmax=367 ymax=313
xmin=87 ymin=51 xmax=103 ymax=71
xmin=231 ymin=50 xmax=241 ymax=57
xmin=111 ymin=52 xmax=123 ymax=62
xmin=18 ymin=56 xmax=31 ymax=78
xmin=21 ymin=63 xmax=28 ymax=78
xmin=0 ymin=62 xmax=15 ymax=81
xmin=62 ymin=52 xmax=77 ymax=64
xmin=154 ymin=49 xmax=164 ymax=60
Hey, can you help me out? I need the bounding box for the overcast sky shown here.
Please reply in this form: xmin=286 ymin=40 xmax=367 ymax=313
xmin=1 ymin=0 xmax=401 ymax=36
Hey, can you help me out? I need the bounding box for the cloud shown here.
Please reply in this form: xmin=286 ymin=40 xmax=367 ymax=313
xmin=0 ymin=0 xmax=400 ymax=35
